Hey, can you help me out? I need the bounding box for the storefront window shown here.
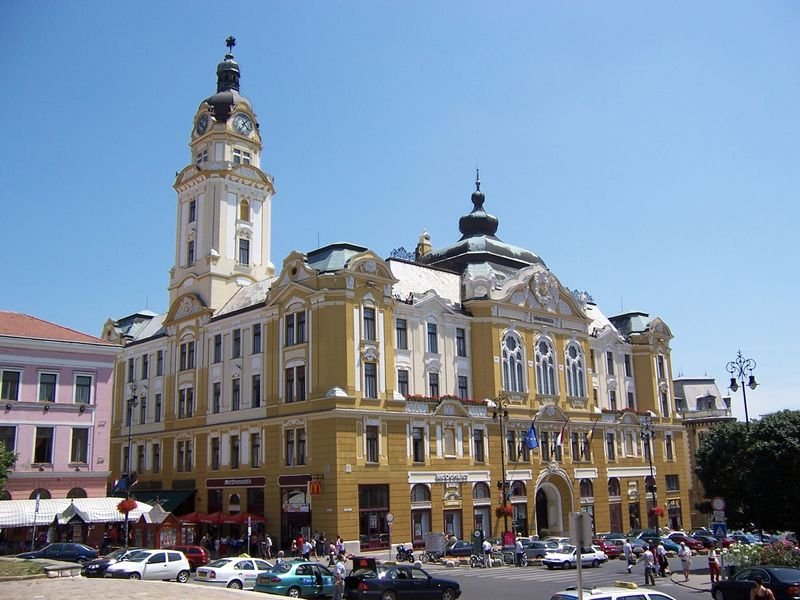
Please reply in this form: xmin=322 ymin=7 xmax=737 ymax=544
xmin=358 ymin=484 xmax=389 ymax=550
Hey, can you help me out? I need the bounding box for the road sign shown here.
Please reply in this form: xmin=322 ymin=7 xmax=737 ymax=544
xmin=711 ymin=497 xmax=726 ymax=511
xmin=386 ymin=512 xmax=394 ymax=524
xmin=712 ymin=510 xmax=726 ymax=522
xmin=711 ymin=523 xmax=728 ymax=537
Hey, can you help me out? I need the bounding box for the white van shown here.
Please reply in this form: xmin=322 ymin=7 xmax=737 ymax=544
xmin=104 ymin=548 xmax=191 ymax=582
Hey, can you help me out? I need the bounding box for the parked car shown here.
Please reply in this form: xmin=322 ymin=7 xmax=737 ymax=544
xmin=608 ymin=538 xmax=646 ymax=557
xmin=730 ymin=533 xmax=761 ymax=545
xmin=195 ymin=556 xmax=273 ymax=590
xmin=713 ymin=534 xmax=735 ymax=548
xmin=711 ymin=566 xmax=800 ymax=600
xmin=444 ymin=541 xmax=473 ymax=558
xmin=551 ymin=584 xmax=680 ymax=600
xmin=519 ymin=540 xmax=560 ymax=559
xmin=344 ymin=557 xmax=461 ymax=600
xmin=542 ymin=545 xmax=607 ymax=569
xmin=81 ymin=547 xmax=144 ymax=577
xmin=104 ymin=548 xmax=191 ymax=582
xmin=164 ymin=544 xmax=210 ymax=570
xmin=544 ymin=537 xmax=573 ymax=552
xmin=17 ymin=542 xmax=98 ymax=564
xmin=668 ymin=533 xmax=704 ymax=551
xmin=659 ymin=538 xmax=681 ymax=553
xmin=692 ymin=533 xmax=720 ymax=548
xmin=593 ymin=539 xmax=621 ymax=559
xmin=254 ymin=561 xmax=334 ymax=597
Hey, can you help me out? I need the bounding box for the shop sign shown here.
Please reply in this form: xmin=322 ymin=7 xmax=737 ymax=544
xmin=434 ymin=473 xmax=469 ymax=483
xmin=206 ymin=476 xmax=266 ymax=488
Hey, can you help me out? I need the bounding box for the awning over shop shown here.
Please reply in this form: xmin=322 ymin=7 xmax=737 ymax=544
xmin=132 ymin=490 xmax=195 ymax=514
xmin=0 ymin=497 xmax=153 ymax=528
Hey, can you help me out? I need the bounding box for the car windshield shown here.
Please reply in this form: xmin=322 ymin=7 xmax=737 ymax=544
xmin=103 ymin=549 xmax=128 ymax=559
xmin=124 ymin=551 xmax=151 ymax=562
xmin=207 ymin=559 xmax=234 ymax=568
xmin=269 ymin=563 xmax=293 ymax=574
xmin=561 ymin=545 xmax=576 ymax=554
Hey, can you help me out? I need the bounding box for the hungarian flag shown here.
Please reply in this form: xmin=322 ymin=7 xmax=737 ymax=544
xmin=556 ymin=421 xmax=568 ymax=446
xmin=524 ymin=423 xmax=538 ymax=449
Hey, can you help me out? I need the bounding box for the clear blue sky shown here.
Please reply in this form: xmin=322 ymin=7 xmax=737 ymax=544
xmin=2 ymin=1 xmax=797 ymax=420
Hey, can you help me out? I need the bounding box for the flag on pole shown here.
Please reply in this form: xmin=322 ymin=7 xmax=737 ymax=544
xmin=524 ymin=422 xmax=538 ymax=449
xmin=556 ymin=420 xmax=568 ymax=446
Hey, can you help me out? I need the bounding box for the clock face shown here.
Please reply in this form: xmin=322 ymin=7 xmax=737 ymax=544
xmin=195 ymin=114 xmax=209 ymax=135
xmin=233 ymin=113 xmax=253 ymax=135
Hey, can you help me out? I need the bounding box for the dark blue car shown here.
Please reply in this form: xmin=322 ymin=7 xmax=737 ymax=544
xmin=17 ymin=542 xmax=98 ymax=563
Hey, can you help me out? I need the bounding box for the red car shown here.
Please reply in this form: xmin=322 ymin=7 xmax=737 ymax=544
xmin=165 ymin=544 xmax=210 ymax=570
xmin=668 ymin=533 xmax=704 ymax=551
xmin=593 ymin=539 xmax=621 ymax=559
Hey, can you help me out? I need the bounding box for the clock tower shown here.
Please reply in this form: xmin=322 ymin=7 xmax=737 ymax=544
xmin=169 ymin=37 xmax=276 ymax=311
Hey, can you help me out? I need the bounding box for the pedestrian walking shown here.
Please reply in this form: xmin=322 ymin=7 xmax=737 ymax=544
xmin=708 ymin=547 xmax=721 ymax=583
xmin=515 ymin=538 xmax=524 ymax=567
xmin=482 ymin=538 xmax=493 ymax=568
xmin=643 ymin=546 xmax=656 ymax=586
xmin=623 ymin=539 xmax=635 ymax=574
xmin=333 ymin=554 xmax=346 ymax=600
xmin=656 ymin=542 xmax=669 ymax=577
xmin=264 ymin=534 xmax=273 ymax=559
xmin=750 ymin=575 xmax=776 ymax=600
xmin=678 ymin=542 xmax=692 ymax=581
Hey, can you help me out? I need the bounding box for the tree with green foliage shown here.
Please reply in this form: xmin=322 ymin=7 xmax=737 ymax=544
xmin=0 ymin=440 xmax=17 ymax=494
xmin=695 ymin=409 xmax=800 ymax=533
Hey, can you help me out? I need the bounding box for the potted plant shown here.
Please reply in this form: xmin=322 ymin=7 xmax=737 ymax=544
xmin=117 ymin=498 xmax=137 ymax=514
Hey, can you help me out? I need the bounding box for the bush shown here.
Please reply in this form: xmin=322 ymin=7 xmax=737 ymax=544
xmin=723 ymin=542 xmax=800 ymax=568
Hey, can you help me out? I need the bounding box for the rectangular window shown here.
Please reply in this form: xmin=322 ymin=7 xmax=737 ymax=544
xmin=38 ymin=373 xmax=57 ymax=402
xmin=152 ymin=443 xmax=160 ymax=474
xmin=397 ymin=369 xmax=409 ymax=397
xmin=363 ymin=307 xmax=376 ymax=341
xmin=232 ymin=329 xmax=241 ymax=359
xmin=186 ymin=440 xmax=193 ymax=470
xmin=285 ymin=313 xmax=295 ymax=345
xmin=571 ymin=432 xmax=580 ymax=462
xmin=213 ymin=334 xmax=222 ymax=363
xmin=297 ymin=366 xmax=306 ymax=401
xmin=458 ymin=375 xmax=468 ymax=399
xmin=657 ymin=355 xmax=666 ymax=379
xmin=233 ymin=148 xmax=251 ymax=164
xmin=627 ymin=391 xmax=635 ymax=410
xmin=665 ymin=433 xmax=674 ymax=460
xmin=364 ymin=363 xmax=377 ymax=399
xmin=70 ymin=428 xmax=89 ymax=463
xmin=177 ymin=441 xmax=185 ymax=472
xmin=252 ymin=323 xmax=262 ymax=354
xmin=661 ymin=391 xmax=670 ymax=416
xmin=428 ymin=372 xmax=439 ymax=397
xmin=609 ymin=390 xmax=617 ymax=411
xmin=212 ymin=382 xmax=221 ymax=414
xmin=211 ymin=437 xmax=220 ymax=470
xmin=188 ymin=199 xmax=196 ymax=223
xmin=473 ymin=428 xmax=485 ymax=462
xmin=128 ymin=358 xmax=135 ymax=382
xmin=187 ymin=240 xmax=195 ymax=264
xmin=507 ymin=430 xmax=518 ymax=462
xmin=177 ymin=440 xmax=192 ymax=472
xmin=252 ymin=374 xmax=261 ymax=408
xmin=156 ymin=350 xmax=164 ymax=376
xmin=606 ymin=351 xmax=615 ymax=375
xmin=395 ymin=319 xmax=408 ymax=350
xmin=154 ymin=393 xmax=162 ymax=423
xmin=412 ymin=426 xmax=425 ymax=463
xmin=606 ymin=432 xmax=616 ymax=461
xmin=1 ymin=371 xmax=21 ymax=401
xmin=238 ymin=238 xmax=250 ymax=265
xmin=665 ymin=474 xmax=680 ymax=492
xmin=625 ymin=432 xmax=635 ymax=456
xmin=624 ymin=354 xmax=632 ymax=377
xmin=74 ymin=375 xmax=92 ymax=405
xmin=232 ymin=379 xmax=240 ymax=411
xmin=141 ymin=354 xmax=149 ymax=379
xmin=580 ymin=432 xmax=591 ymax=461
xmin=285 ymin=428 xmax=306 ymax=466
xmin=231 ymin=435 xmax=240 ymax=469
xmin=541 ymin=431 xmax=551 ymax=462
xmin=297 ymin=312 xmax=306 ymax=343
xmin=34 ymin=427 xmax=54 ymax=463
xmin=456 ymin=328 xmax=467 ymax=357
xmin=179 ymin=341 xmax=195 ymax=370
xmin=0 ymin=426 xmax=16 ymax=453
xmin=285 ymin=368 xmax=294 ymax=403
xmin=178 ymin=388 xmax=193 ymax=418
xmin=136 ymin=444 xmax=145 ymax=474
xmin=427 ymin=323 xmax=438 ymax=353
xmin=365 ymin=425 xmax=379 ymax=463
xmin=139 ymin=395 xmax=147 ymax=424
xmin=250 ymin=432 xmax=261 ymax=468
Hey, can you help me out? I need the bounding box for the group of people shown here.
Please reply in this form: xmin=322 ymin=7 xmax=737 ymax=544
xmin=199 ymin=532 xmax=274 ymax=559
xmin=623 ymin=538 xmax=724 ymax=585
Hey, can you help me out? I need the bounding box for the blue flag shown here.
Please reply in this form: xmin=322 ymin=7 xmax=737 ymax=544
xmin=525 ymin=423 xmax=538 ymax=449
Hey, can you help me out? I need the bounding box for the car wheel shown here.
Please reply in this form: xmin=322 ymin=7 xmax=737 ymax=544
xmin=714 ymin=590 xmax=725 ymax=600
xmin=592 ymin=559 xmax=600 ymax=568
xmin=288 ymin=586 xmax=302 ymax=598
xmin=129 ymin=572 xmax=142 ymax=580
xmin=547 ymin=565 xmax=554 ymax=570
xmin=76 ymin=558 xmax=87 ymax=565
xmin=420 ymin=553 xmax=429 ymax=564
xmin=381 ymin=592 xmax=397 ymax=600
xmin=227 ymin=579 xmax=243 ymax=590
xmin=177 ymin=570 xmax=190 ymax=583
xmin=562 ymin=561 xmax=570 ymax=570
xmin=442 ymin=588 xmax=457 ymax=600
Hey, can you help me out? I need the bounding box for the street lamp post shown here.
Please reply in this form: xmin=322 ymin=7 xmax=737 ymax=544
xmin=726 ymin=350 xmax=761 ymax=540
xmin=487 ymin=396 xmax=511 ymax=537
xmin=640 ymin=414 xmax=658 ymax=531
xmin=124 ymin=382 xmax=140 ymax=549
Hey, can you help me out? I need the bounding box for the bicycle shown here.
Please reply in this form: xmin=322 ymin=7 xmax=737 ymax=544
xmin=419 ymin=550 xmax=444 ymax=564
xmin=502 ymin=550 xmax=528 ymax=567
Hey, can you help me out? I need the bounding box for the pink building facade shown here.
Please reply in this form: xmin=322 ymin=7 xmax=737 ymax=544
xmin=0 ymin=311 xmax=118 ymax=500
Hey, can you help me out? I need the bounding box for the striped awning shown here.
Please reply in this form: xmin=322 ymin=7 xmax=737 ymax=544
xmin=0 ymin=497 xmax=152 ymax=528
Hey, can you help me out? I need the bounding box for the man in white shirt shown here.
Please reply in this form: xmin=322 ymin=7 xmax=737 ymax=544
xmin=482 ymin=538 xmax=493 ymax=568
xmin=643 ymin=546 xmax=656 ymax=586
xmin=623 ymin=539 xmax=634 ymax=573
xmin=333 ymin=555 xmax=346 ymax=600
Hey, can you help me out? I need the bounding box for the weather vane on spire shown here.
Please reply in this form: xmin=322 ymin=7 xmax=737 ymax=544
xmin=226 ymin=36 xmax=237 ymax=55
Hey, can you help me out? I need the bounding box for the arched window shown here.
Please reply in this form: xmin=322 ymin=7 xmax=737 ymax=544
xmin=535 ymin=338 xmax=556 ymax=395
xmin=29 ymin=488 xmax=51 ymax=500
xmin=565 ymin=342 xmax=586 ymax=397
xmin=67 ymin=487 xmax=87 ymax=499
xmin=580 ymin=479 xmax=594 ymax=499
xmin=472 ymin=482 xmax=491 ymax=500
xmin=644 ymin=476 xmax=656 ymax=498
xmin=411 ymin=484 xmax=431 ymax=502
xmin=501 ymin=333 xmax=525 ymax=392
xmin=240 ymin=199 xmax=250 ymax=222
xmin=510 ymin=481 xmax=526 ymax=498
xmin=608 ymin=477 xmax=621 ymax=497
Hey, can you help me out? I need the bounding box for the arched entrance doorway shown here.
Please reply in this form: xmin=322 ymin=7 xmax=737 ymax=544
xmin=534 ymin=479 xmax=569 ymax=536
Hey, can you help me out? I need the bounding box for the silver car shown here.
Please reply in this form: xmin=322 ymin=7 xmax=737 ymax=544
xmin=104 ymin=549 xmax=191 ymax=582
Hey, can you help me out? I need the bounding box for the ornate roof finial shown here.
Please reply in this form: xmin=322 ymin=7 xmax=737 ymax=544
xmin=226 ymin=36 xmax=237 ymax=56
xmin=475 ymin=167 xmax=481 ymax=191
